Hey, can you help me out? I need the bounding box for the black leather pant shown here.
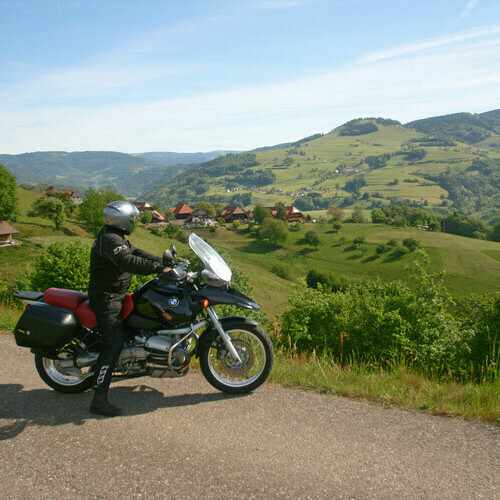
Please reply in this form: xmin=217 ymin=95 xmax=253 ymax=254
xmin=89 ymin=292 xmax=126 ymax=394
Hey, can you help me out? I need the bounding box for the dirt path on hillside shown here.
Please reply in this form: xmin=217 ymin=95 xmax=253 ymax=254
xmin=0 ymin=333 xmax=498 ymax=499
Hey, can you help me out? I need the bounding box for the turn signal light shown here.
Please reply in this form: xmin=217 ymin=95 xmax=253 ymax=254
xmin=203 ymin=299 xmax=209 ymax=308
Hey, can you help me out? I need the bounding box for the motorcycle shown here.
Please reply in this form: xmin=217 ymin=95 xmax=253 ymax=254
xmin=12 ymin=233 xmax=274 ymax=394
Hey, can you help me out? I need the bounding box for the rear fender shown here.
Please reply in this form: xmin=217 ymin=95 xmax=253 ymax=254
xmin=195 ymin=316 xmax=259 ymax=357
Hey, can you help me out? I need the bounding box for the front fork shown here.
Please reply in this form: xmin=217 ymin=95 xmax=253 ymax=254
xmin=205 ymin=307 xmax=243 ymax=364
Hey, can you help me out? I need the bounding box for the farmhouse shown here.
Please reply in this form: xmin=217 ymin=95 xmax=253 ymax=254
xmin=171 ymin=203 xmax=194 ymax=220
xmin=219 ymin=205 xmax=248 ymax=223
xmin=0 ymin=221 xmax=20 ymax=247
xmin=185 ymin=209 xmax=215 ymax=227
xmin=271 ymin=206 xmax=305 ymax=223
xmin=150 ymin=210 xmax=165 ymax=223
xmin=132 ymin=201 xmax=152 ymax=212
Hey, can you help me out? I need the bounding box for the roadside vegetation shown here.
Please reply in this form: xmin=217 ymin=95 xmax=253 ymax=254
xmin=0 ymin=184 xmax=499 ymax=424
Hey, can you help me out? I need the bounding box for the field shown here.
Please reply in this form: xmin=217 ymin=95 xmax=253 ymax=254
xmin=3 ymin=188 xmax=499 ymax=320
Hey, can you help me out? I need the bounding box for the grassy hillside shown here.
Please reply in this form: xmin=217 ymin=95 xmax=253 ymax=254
xmin=406 ymin=109 xmax=500 ymax=145
xmin=146 ymin=118 xmax=500 ymax=224
xmin=2 ymin=188 xmax=499 ymax=319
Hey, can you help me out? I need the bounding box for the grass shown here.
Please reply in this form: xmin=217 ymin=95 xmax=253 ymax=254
xmin=270 ymin=350 xmax=500 ymax=424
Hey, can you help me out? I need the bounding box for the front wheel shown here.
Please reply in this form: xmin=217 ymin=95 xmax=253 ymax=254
xmin=199 ymin=323 xmax=274 ymax=394
xmin=35 ymin=354 xmax=93 ymax=393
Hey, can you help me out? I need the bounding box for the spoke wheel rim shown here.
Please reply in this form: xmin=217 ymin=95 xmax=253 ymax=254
xmin=43 ymin=358 xmax=87 ymax=387
xmin=207 ymin=329 xmax=266 ymax=388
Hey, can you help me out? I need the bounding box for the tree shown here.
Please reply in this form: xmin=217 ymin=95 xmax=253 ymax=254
xmin=350 ymin=206 xmax=365 ymax=223
xmin=0 ymin=164 xmax=19 ymax=222
xmin=30 ymin=195 xmax=66 ymax=229
xmin=304 ymin=230 xmax=320 ymax=248
xmin=253 ymin=204 xmax=271 ymax=225
xmin=331 ymin=221 xmax=342 ymax=232
xmin=371 ymin=208 xmax=387 ymax=224
xmin=353 ymin=236 xmax=365 ymax=247
xmin=491 ymin=222 xmax=500 ymax=242
xmin=196 ymin=201 xmax=216 ymax=218
xmin=274 ymin=202 xmax=287 ymax=221
xmin=140 ymin=211 xmax=152 ymax=224
xmin=260 ymin=217 xmax=288 ymax=246
xmin=78 ymin=187 xmax=125 ymax=235
xmin=328 ymin=206 xmax=344 ymax=222
xmin=403 ymin=238 xmax=420 ymax=252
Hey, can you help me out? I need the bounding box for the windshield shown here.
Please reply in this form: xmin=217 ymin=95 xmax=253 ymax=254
xmin=188 ymin=233 xmax=232 ymax=283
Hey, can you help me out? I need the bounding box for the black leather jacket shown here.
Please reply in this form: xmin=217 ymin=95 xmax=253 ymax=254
xmin=88 ymin=226 xmax=164 ymax=294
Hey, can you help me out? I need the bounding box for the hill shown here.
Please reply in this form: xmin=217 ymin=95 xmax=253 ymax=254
xmin=405 ymin=109 xmax=500 ymax=145
xmin=0 ymin=151 xmax=222 ymax=198
xmin=145 ymin=113 xmax=500 ymax=224
xmin=135 ymin=150 xmax=238 ymax=165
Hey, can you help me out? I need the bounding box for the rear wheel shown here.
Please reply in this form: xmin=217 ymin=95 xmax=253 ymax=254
xmin=35 ymin=354 xmax=93 ymax=393
xmin=199 ymin=323 xmax=274 ymax=394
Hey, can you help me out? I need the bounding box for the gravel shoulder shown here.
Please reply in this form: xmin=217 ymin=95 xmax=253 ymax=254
xmin=0 ymin=333 xmax=499 ymax=499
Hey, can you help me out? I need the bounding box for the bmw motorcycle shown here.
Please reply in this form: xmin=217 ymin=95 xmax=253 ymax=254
xmin=13 ymin=233 xmax=274 ymax=394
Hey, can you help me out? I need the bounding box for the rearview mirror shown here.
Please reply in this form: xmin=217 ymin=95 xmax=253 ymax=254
xmin=162 ymin=249 xmax=173 ymax=265
xmin=171 ymin=245 xmax=177 ymax=260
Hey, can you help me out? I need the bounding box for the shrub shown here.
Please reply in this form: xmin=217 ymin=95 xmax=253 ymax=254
xmin=403 ymin=238 xmax=420 ymax=252
xmin=28 ymin=241 xmax=91 ymax=291
xmin=375 ymin=244 xmax=390 ymax=254
xmin=280 ymin=252 xmax=466 ymax=376
xmin=304 ymin=230 xmax=320 ymax=248
xmin=387 ymin=239 xmax=398 ymax=247
xmin=232 ymin=220 xmax=240 ymax=229
xmin=393 ymin=246 xmax=409 ymax=257
xmin=271 ymin=264 xmax=292 ymax=280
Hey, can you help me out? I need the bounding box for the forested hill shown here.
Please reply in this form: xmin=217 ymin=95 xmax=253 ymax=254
xmin=145 ymin=112 xmax=500 ymax=224
xmin=405 ymin=109 xmax=500 ymax=145
xmin=136 ymin=150 xmax=238 ymax=165
xmin=0 ymin=151 xmax=193 ymax=197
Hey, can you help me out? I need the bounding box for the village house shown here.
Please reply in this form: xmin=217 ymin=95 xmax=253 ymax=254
xmin=171 ymin=203 xmax=194 ymax=220
xmin=271 ymin=206 xmax=306 ymax=223
xmin=219 ymin=205 xmax=248 ymax=223
xmin=150 ymin=210 xmax=166 ymax=223
xmin=42 ymin=186 xmax=82 ymax=204
xmin=184 ymin=209 xmax=215 ymax=228
xmin=132 ymin=201 xmax=152 ymax=212
xmin=0 ymin=221 xmax=20 ymax=247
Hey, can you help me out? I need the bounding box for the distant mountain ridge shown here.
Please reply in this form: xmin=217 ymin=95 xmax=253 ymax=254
xmin=135 ymin=150 xmax=239 ymax=165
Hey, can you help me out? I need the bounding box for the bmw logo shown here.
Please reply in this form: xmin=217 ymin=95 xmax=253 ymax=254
xmin=168 ymin=297 xmax=179 ymax=307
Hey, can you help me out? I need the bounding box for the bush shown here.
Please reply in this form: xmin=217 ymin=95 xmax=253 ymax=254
xmin=271 ymin=264 xmax=292 ymax=280
xmin=304 ymin=230 xmax=320 ymax=248
xmin=387 ymin=239 xmax=398 ymax=247
xmin=280 ymin=252 xmax=467 ymax=376
xmin=28 ymin=241 xmax=91 ymax=291
xmin=375 ymin=244 xmax=390 ymax=254
xmin=232 ymin=220 xmax=240 ymax=229
xmin=403 ymin=238 xmax=420 ymax=252
xmin=259 ymin=218 xmax=288 ymax=246
xmin=393 ymin=246 xmax=409 ymax=257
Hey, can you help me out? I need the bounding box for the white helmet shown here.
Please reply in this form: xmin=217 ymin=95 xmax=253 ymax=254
xmin=103 ymin=201 xmax=140 ymax=235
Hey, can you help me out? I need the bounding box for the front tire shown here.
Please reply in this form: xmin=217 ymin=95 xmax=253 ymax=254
xmin=199 ymin=323 xmax=274 ymax=394
xmin=35 ymin=354 xmax=93 ymax=393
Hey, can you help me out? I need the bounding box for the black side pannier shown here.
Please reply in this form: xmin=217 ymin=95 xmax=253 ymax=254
xmin=14 ymin=303 xmax=78 ymax=348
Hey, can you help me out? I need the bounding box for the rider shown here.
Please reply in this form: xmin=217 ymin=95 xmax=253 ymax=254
xmin=88 ymin=200 xmax=170 ymax=417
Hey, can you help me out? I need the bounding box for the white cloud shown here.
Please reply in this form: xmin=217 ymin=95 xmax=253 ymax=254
xmin=461 ymin=0 xmax=480 ymax=18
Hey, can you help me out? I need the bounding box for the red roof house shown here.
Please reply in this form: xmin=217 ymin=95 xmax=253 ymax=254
xmin=171 ymin=203 xmax=194 ymax=220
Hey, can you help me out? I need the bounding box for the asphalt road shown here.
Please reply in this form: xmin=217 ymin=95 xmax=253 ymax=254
xmin=0 ymin=334 xmax=499 ymax=499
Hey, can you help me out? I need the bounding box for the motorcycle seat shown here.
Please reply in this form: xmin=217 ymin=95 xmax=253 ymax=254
xmin=76 ymin=294 xmax=135 ymax=329
xmin=43 ymin=288 xmax=88 ymax=311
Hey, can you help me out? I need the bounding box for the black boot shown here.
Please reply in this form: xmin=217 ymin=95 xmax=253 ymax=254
xmin=90 ymin=391 xmax=123 ymax=417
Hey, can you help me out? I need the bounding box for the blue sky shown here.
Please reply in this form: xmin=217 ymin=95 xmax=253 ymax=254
xmin=1 ymin=0 xmax=499 ymax=153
